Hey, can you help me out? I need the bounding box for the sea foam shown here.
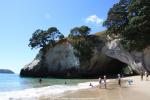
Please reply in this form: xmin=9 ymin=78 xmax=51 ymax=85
xmin=0 ymin=80 xmax=109 ymax=100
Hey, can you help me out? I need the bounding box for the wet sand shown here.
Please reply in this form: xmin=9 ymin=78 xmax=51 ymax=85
xmin=40 ymin=76 xmax=150 ymax=100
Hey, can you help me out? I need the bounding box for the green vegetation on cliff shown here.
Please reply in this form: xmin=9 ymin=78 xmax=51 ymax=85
xmin=103 ymin=0 xmax=150 ymax=51
xmin=29 ymin=25 xmax=103 ymax=61
xmin=22 ymin=25 xmax=128 ymax=78
xmin=29 ymin=27 xmax=64 ymax=49
xmin=68 ymin=26 xmax=96 ymax=61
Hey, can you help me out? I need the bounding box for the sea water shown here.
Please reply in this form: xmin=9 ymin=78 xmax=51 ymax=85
xmin=0 ymin=74 xmax=99 ymax=100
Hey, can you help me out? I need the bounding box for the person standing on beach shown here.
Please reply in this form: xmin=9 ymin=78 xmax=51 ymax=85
xmin=141 ymin=71 xmax=144 ymax=81
xmin=146 ymin=72 xmax=149 ymax=81
xmin=118 ymin=74 xmax=121 ymax=86
xmin=104 ymin=75 xmax=107 ymax=89
xmin=145 ymin=71 xmax=148 ymax=81
xmin=98 ymin=77 xmax=102 ymax=88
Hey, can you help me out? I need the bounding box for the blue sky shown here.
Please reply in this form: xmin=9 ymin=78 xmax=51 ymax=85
xmin=0 ymin=0 xmax=119 ymax=73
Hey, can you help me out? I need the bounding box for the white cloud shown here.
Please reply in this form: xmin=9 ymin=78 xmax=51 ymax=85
xmin=44 ymin=13 xmax=51 ymax=20
xmin=85 ymin=15 xmax=104 ymax=25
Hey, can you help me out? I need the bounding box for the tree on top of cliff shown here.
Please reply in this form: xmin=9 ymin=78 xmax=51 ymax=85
xmin=103 ymin=0 xmax=130 ymax=35
xmin=68 ymin=25 xmax=91 ymax=38
xmin=68 ymin=26 xmax=96 ymax=60
xmin=103 ymin=0 xmax=150 ymax=51
xmin=28 ymin=27 xmax=64 ymax=49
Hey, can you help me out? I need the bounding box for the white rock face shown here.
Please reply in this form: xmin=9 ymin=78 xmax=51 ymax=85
xmin=102 ymin=39 xmax=150 ymax=73
xmin=21 ymin=39 xmax=127 ymax=77
xmin=45 ymin=42 xmax=80 ymax=72
xmin=22 ymin=51 xmax=43 ymax=70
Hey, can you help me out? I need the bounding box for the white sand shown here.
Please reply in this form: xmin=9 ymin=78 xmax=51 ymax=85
xmin=41 ymin=76 xmax=150 ymax=100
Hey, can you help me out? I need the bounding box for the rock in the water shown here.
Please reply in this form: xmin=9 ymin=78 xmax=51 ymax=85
xmin=20 ymin=38 xmax=127 ymax=78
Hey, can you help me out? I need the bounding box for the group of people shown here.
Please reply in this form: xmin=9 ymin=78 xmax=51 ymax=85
xmin=98 ymin=74 xmax=121 ymax=89
xmin=95 ymin=71 xmax=149 ymax=89
xmin=98 ymin=75 xmax=107 ymax=88
xmin=39 ymin=71 xmax=149 ymax=88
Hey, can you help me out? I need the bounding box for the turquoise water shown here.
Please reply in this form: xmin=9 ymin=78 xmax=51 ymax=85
xmin=0 ymin=73 xmax=97 ymax=92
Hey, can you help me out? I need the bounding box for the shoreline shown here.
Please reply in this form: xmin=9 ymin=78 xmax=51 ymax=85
xmin=1 ymin=75 xmax=150 ymax=100
xmin=0 ymin=79 xmax=98 ymax=100
xmin=41 ymin=75 xmax=150 ymax=100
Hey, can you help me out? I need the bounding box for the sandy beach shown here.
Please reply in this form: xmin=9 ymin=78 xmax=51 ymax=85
xmin=41 ymin=75 xmax=150 ymax=100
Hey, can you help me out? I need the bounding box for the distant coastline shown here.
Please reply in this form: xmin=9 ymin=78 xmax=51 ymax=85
xmin=0 ymin=69 xmax=14 ymax=74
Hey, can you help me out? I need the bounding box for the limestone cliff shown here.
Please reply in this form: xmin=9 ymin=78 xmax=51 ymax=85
xmin=20 ymin=37 xmax=127 ymax=78
xmin=102 ymin=39 xmax=150 ymax=74
xmin=20 ymin=31 xmax=150 ymax=78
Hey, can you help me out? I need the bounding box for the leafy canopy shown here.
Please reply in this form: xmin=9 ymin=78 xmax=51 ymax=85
xmin=104 ymin=0 xmax=150 ymax=51
xmin=68 ymin=25 xmax=91 ymax=38
xmin=29 ymin=27 xmax=64 ymax=49
xmin=68 ymin=26 xmax=95 ymax=60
